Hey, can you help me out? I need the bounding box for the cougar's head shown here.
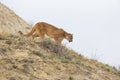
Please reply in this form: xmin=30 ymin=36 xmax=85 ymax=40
xmin=66 ymin=33 xmax=73 ymax=42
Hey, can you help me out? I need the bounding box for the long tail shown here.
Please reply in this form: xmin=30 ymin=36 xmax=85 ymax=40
xmin=18 ymin=28 xmax=35 ymax=37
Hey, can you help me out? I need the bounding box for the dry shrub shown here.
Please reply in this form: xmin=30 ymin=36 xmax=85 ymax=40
xmin=0 ymin=32 xmax=9 ymax=40
xmin=0 ymin=47 xmax=7 ymax=53
xmin=5 ymin=40 xmax=12 ymax=45
xmin=0 ymin=35 xmax=4 ymax=40
xmin=69 ymin=76 xmax=74 ymax=80
xmin=0 ymin=34 xmax=7 ymax=40
xmin=0 ymin=32 xmax=17 ymax=40
xmin=32 ymin=50 xmax=45 ymax=58
xmin=10 ymin=76 xmax=22 ymax=80
xmin=37 ymin=39 xmax=69 ymax=56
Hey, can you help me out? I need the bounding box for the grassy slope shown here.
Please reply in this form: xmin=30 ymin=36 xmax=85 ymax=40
xmin=0 ymin=35 xmax=120 ymax=80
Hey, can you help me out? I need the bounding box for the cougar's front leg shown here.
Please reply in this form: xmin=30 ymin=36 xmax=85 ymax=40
xmin=54 ymin=37 xmax=63 ymax=45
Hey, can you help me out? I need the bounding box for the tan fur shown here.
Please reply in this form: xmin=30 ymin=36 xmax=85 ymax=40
xmin=18 ymin=22 xmax=73 ymax=44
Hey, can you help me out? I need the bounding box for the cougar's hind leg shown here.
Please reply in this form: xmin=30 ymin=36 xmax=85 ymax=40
xmin=36 ymin=29 xmax=45 ymax=41
xmin=32 ymin=33 xmax=39 ymax=39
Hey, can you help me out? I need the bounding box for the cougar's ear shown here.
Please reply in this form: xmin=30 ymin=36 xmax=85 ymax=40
xmin=72 ymin=34 xmax=73 ymax=36
xmin=69 ymin=33 xmax=73 ymax=36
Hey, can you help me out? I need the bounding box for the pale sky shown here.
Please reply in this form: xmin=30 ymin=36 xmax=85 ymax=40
xmin=1 ymin=0 xmax=120 ymax=67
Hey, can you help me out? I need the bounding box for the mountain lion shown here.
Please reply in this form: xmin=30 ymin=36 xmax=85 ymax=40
xmin=18 ymin=22 xmax=73 ymax=44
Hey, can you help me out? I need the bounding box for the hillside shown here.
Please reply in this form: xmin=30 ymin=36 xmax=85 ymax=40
xmin=0 ymin=2 xmax=31 ymax=35
xmin=0 ymin=2 xmax=120 ymax=80
xmin=0 ymin=34 xmax=120 ymax=80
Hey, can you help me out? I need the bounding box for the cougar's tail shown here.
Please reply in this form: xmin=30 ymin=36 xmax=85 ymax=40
xmin=18 ymin=27 xmax=35 ymax=37
xmin=18 ymin=31 xmax=23 ymax=35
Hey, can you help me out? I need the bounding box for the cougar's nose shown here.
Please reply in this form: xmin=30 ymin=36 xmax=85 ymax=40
xmin=69 ymin=40 xmax=72 ymax=42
